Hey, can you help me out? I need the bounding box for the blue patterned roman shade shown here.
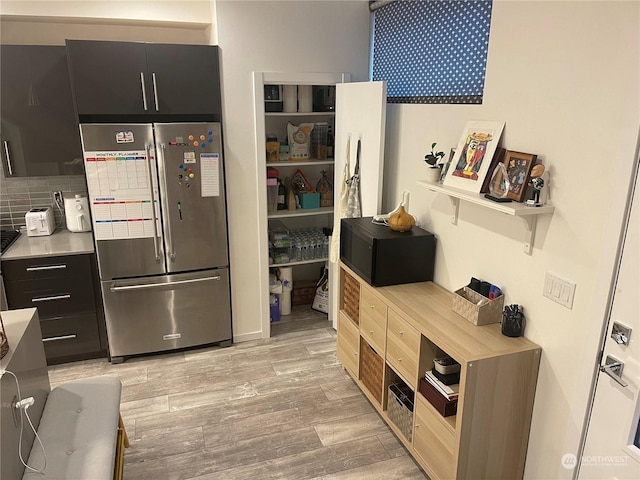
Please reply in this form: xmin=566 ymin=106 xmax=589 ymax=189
xmin=371 ymin=0 xmax=493 ymax=104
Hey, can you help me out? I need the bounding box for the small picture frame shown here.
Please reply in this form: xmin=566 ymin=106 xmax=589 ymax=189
xmin=502 ymin=151 xmax=537 ymax=201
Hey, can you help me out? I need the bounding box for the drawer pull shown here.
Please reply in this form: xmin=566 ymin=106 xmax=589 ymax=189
xmin=369 ymin=330 xmax=374 ymax=335
xmin=399 ymin=331 xmax=404 ymax=335
xmin=398 ymin=358 xmax=403 ymax=362
xmin=32 ymin=294 xmax=71 ymax=302
xmin=26 ymin=265 xmax=67 ymax=272
xmin=369 ymin=305 xmax=375 ymax=309
xmin=43 ymin=334 xmax=77 ymax=343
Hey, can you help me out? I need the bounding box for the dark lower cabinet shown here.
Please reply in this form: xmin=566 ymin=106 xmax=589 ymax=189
xmin=0 ymin=45 xmax=83 ymax=177
xmin=3 ymin=253 xmax=107 ymax=365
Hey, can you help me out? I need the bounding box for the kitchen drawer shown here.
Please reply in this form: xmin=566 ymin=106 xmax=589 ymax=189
xmin=359 ymin=285 xmax=387 ymax=354
xmin=5 ymin=276 xmax=96 ymax=318
xmin=386 ymin=309 xmax=421 ymax=388
xmin=337 ymin=311 xmax=359 ymax=377
xmin=40 ymin=314 xmax=101 ymax=363
xmin=414 ymin=393 xmax=456 ymax=480
xmin=2 ymin=254 xmax=92 ymax=281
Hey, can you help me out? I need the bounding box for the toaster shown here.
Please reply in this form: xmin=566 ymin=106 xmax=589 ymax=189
xmin=25 ymin=207 xmax=56 ymax=236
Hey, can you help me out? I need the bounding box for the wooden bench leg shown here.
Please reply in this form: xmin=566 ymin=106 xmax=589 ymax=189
xmin=114 ymin=414 xmax=129 ymax=480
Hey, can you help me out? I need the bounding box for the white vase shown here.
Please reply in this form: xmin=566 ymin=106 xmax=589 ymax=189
xmin=425 ymin=166 xmax=441 ymax=183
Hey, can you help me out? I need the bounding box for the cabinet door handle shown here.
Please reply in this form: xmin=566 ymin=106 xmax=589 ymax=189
xmin=26 ymin=264 xmax=67 ymax=272
xmin=3 ymin=141 xmax=14 ymax=175
xmin=32 ymin=294 xmax=71 ymax=302
xmin=369 ymin=305 xmax=375 ymax=309
xmin=140 ymin=72 xmax=148 ymax=110
xmin=152 ymin=73 xmax=159 ymax=111
xmin=43 ymin=334 xmax=77 ymax=342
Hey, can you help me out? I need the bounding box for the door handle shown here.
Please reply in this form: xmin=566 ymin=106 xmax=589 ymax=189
xmin=110 ymin=276 xmax=220 ymax=292
xmin=152 ymin=73 xmax=159 ymax=111
xmin=32 ymin=294 xmax=71 ymax=302
xmin=3 ymin=141 xmax=14 ymax=175
xmin=159 ymin=144 xmax=176 ymax=260
xmin=140 ymin=72 xmax=148 ymax=111
xmin=42 ymin=334 xmax=77 ymax=342
xmin=145 ymin=145 xmax=161 ymax=262
xmin=600 ymin=355 xmax=628 ymax=387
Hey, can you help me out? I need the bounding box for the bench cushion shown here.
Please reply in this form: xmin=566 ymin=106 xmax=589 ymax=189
xmin=23 ymin=376 xmax=122 ymax=480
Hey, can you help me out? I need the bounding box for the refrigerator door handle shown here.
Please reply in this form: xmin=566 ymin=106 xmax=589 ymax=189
xmin=159 ymin=144 xmax=176 ymax=260
xmin=152 ymin=73 xmax=159 ymax=111
xmin=146 ymin=144 xmax=161 ymax=262
xmin=3 ymin=141 xmax=14 ymax=175
xmin=109 ymin=275 xmax=221 ymax=292
xmin=140 ymin=72 xmax=148 ymax=110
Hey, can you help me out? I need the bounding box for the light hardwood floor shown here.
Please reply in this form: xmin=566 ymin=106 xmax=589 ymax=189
xmin=48 ymin=306 xmax=428 ymax=480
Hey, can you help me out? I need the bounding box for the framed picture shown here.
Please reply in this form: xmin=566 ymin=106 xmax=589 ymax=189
xmin=502 ymin=151 xmax=538 ymax=201
xmin=443 ymin=120 xmax=506 ymax=193
xmin=438 ymin=148 xmax=456 ymax=183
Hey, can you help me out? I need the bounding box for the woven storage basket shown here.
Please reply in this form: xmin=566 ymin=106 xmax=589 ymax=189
xmin=387 ymin=384 xmax=414 ymax=442
xmin=343 ymin=271 xmax=360 ymax=325
xmin=360 ymin=339 xmax=383 ymax=404
xmin=452 ymin=286 xmax=504 ymax=326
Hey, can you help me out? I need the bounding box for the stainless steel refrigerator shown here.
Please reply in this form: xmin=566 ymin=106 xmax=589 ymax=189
xmin=79 ymin=122 xmax=231 ymax=363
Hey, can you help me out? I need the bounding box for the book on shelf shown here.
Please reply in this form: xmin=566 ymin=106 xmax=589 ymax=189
xmin=431 ymin=367 xmax=460 ymax=386
xmin=425 ymin=370 xmax=459 ymax=401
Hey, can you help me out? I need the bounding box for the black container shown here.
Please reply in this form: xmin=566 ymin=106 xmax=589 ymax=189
xmin=501 ymin=309 xmax=526 ymax=337
xmin=340 ymin=217 xmax=436 ymax=287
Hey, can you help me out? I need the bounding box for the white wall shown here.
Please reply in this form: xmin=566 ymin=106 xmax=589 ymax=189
xmin=214 ymin=0 xmax=371 ymax=341
xmin=382 ymin=1 xmax=639 ymax=478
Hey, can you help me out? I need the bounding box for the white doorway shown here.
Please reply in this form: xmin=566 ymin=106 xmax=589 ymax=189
xmin=579 ymin=146 xmax=640 ymax=478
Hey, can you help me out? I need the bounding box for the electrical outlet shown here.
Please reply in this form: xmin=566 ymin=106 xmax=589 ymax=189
xmin=52 ymin=191 xmax=63 ymax=206
xmin=543 ymin=272 xmax=576 ymax=309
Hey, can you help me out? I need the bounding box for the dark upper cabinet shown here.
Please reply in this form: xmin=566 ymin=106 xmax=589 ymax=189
xmin=66 ymin=40 xmax=222 ymax=121
xmin=0 ymin=45 xmax=84 ymax=177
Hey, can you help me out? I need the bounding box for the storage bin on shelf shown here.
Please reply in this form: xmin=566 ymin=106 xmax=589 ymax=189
xmin=387 ymin=383 xmax=414 ymax=442
xmin=268 ymin=220 xmax=291 ymax=265
xmin=342 ymin=271 xmax=360 ymax=325
xmin=360 ymin=338 xmax=384 ymax=405
xmin=452 ymin=286 xmax=504 ymax=326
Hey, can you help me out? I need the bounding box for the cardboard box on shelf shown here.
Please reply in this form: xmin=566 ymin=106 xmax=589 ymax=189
xmin=292 ymin=280 xmax=317 ymax=306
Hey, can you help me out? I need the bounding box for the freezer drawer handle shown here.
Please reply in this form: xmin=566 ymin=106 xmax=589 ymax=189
xmin=152 ymin=73 xmax=159 ymax=111
xmin=140 ymin=72 xmax=148 ymax=110
xmin=42 ymin=334 xmax=77 ymax=343
xmin=110 ymin=275 xmax=221 ymax=292
xmin=3 ymin=141 xmax=14 ymax=175
xmin=26 ymin=264 xmax=67 ymax=272
xmin=146 ymin=144 xmax=161 ymax=262
xmin=32 ymin=294 xmax=71 ymax=302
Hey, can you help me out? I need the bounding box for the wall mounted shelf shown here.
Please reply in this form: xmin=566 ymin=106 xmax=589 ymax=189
xmin=417 ymin=180 xmax=554 ymax=255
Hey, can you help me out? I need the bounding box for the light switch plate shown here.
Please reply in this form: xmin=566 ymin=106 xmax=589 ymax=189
xmin=543 ymin=272 xmax=576 ymax=309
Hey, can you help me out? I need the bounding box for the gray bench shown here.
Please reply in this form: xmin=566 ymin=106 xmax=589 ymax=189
xmin=22 ymin=376 xmax=128 ymax=480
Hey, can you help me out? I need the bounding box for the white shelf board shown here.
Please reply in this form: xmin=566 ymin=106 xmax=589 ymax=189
xmin=268 ymin=206 xmax=334 ymax=219
xmin=266 ymin=112 xmax=335 ymax=117
xmin=417 ymin=180 xmax=555 ymax=255
xmin=270 ymin=257 xmax=328 ymax=267
xmin=267 ymin=159 xmax=334 ymax=167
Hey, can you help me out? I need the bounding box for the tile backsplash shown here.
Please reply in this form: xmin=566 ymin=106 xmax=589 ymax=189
xmin=0 ymin=175 xmax=88 ymax=230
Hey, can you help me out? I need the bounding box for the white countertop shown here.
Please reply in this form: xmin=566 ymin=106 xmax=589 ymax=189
xmin=1 ymin=229 xmax=95 ymax=261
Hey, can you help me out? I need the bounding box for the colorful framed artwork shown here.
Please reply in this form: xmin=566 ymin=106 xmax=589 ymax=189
xmin=502 ymin=150 xmax=538 ymax=201
xmin=443 ymin=120 xmax=506 ymax=193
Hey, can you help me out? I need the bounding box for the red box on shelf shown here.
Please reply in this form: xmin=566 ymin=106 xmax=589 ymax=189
xmin=419 ymin=377 xmax=458 ymax=417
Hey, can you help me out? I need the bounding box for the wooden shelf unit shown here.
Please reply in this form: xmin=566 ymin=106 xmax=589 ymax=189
xmin=336 ymin=262 xmax=541 ymax=480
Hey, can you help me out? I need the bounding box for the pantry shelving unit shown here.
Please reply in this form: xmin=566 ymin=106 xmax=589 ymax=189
xmin=254 ymin=71 xmax=350 ymax=337
xmin=417 ymin=180 xmax=555 ymax=254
